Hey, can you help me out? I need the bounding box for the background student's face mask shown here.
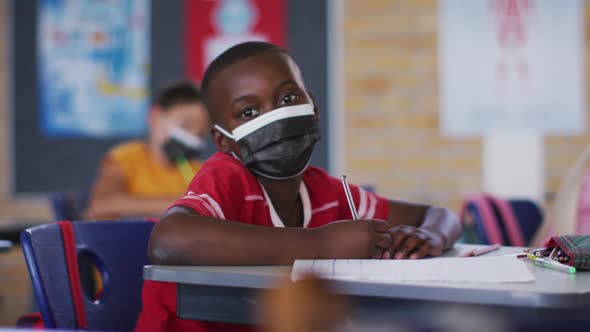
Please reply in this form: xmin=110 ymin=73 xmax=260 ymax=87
xmin=215 ymin=103 xmax=321 ymax=180
xmin=162 ymin=126 xmax=206 ymax=163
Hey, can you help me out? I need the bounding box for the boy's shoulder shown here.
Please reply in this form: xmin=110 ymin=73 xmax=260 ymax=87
xmin=304 ymin=165 xmax=330 ymax=179
xmin=194 ymin=152 xmax=259 ymax=190
xmin=108 ymin=140 xmax=147 ymax=159
xmin=303 ymin=166 xmax=340 ymax=189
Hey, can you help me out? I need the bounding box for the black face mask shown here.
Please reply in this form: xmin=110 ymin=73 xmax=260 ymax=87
xmin=162 ymin=126 xmax=206 ymax=163
xmin=215 ymin=103 xmax=321 ymax=180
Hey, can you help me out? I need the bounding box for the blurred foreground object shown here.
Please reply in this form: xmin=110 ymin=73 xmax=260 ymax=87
xmin=258 ymin=275 xmax=349 ymax=332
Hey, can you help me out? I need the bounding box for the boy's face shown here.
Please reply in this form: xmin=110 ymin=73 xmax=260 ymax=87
xmin=150 ymin=102 xmax=211 ymax=148
xmin=208 ymin=52 xmax=318 ymax=156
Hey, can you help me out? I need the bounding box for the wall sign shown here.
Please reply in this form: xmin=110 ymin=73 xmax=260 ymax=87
xmin=439 ymin=0 xmax=585 ymax=136
xmin=185 ymin=0 xmax=285 ymax=82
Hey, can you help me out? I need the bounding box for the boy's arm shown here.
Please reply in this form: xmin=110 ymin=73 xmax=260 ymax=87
xmin=86 ymin=157 xmax=178 ymax=219
xmin=148 ymin=206 xmax=393 ymax=266
xmin=384 ymin=200 xmax=462 ymax=259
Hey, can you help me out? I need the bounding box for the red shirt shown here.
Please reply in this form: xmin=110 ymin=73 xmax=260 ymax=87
xmin=135 ymin=152 xmax=390 ymax=332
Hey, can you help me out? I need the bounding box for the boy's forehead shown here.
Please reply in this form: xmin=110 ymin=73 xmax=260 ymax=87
xmin=208 ymin=52 xmax=305 ymax=108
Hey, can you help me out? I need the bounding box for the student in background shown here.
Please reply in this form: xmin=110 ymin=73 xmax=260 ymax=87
xmin=86 ymin=82 xmax=211 ymax=219
xmin=135 ymin=42 xmax=462 ymax=332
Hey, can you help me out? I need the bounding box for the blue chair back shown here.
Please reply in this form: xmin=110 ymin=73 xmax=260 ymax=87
xmin=509 ymin=200 xmax=543 ymax=245
xmin=462 ymin=201 xmax=491 ymax=244
xmin=50 ymin=192 xmax=89 ymax=221
xmin=460 ymin=195 xmax=543 ymax=246
xmin=21 ymin=220 xmax=154 ymax=330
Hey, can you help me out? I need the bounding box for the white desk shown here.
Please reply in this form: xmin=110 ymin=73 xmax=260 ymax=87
xmin=143 ymin=244 xmax=590 ymax=325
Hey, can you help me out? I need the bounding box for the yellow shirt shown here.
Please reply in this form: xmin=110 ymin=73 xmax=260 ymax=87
xmin=108 ymin=141 xmax=202 ymax=196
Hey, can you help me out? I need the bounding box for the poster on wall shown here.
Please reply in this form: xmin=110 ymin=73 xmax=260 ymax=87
xmin=185 ymin=0 xmax=285 ymax=82
xmin=38 ymin=0 xmax=150 ymax=137
xmin=439 ymin=0 xmax=585 ymax=136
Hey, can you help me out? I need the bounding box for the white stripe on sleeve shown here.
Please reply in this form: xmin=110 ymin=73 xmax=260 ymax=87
xmin=197 ymin=194 xmax=226 ymax=220
xmin=357 ymin=187 xmax=368 ymax=218
xmin=365 ymin=192 xmax=377 ymax=219
xmin=182 ymin=192 xmax=219 ymax=218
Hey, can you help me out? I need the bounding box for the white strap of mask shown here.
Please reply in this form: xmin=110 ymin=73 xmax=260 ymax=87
xmin=169 ymin=126 xmax=206 ymax=149
xmin=214 ymin=124 xmax=235 ymax=140
xmin=214 ymin=103 xmax=314 ymax=141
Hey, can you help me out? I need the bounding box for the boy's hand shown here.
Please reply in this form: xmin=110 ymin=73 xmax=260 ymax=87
xmin=383 ymin=225 xmax=445 ymax=260
xmin=317 ymin=220 xmax=392 ymax=259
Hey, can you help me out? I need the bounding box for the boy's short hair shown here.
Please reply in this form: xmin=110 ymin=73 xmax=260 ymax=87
xmin=154 ymin=81 xmax=202 ymax=111
xmin=200 ymin=41 xmax=289 ymax=114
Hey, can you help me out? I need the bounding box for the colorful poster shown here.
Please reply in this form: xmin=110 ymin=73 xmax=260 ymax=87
xmin=439 ymin=0 xmax=585 ymax=136
xmin=185 ymin=0 xmax=285 ymax=82
xmin=38 ymin=0 xmax=150 ymax=137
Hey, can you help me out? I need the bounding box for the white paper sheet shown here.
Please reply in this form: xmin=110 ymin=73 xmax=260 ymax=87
xmin=292 ymin=256 xmax=535 ymax=283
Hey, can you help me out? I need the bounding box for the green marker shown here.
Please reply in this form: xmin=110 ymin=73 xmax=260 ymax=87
xmin=527 ymin=254 xmax=576 ymax=274
xmin=176 ymin=157 xmax=194 ymax=184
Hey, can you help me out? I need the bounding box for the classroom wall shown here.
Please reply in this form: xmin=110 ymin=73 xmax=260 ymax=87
xmin=341 ymin=0 xmax=590 ymax=212
xmin=0 ymin=0 xmax=53 ymax=224
xmin=341 ymin=0 xmax=480 ymax=211
xmin=544 ymin=5 xmax=590 ymax=197
xmin=11 ymin=0 xmax=329 ymax=195
xmin=2 ymin=0 xmax=590 ymax=223
xmin=2 ymin=5 xmax=590 ymax=227
xmin=0 ymin=0 xmax=45 ymax=325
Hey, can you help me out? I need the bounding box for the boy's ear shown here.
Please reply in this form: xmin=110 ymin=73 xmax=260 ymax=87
xmin=307 ymin=91 xmax=320 ymax=123
xmin=211 ymin=127 xmax=233 ymax=154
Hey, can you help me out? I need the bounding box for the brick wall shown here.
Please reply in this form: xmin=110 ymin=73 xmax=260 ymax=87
xmin=343 ymin=0 xmax=482 ymax=211
xmin=342 ymin=0 xmax=590 ymax=212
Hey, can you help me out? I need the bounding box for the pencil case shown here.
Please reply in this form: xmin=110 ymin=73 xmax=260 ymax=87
xmin=545 ymin=235 xmax=590 ymax=271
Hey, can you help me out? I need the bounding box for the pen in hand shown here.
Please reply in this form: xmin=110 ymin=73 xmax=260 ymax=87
xmin=341 ymin=175 xmax=359 ymax=220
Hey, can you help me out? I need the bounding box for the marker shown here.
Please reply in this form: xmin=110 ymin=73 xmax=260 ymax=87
xmin=527 ymin=254 xmax=576 ymax=274
xmin=460 ymin=244 xmax=501 ymax=257
xmin=340 ymin=175 xmax=358 ymax=220
xmin=524 ymin=247 xmax=547 ymax=254
xmin=176 ymin=157 xmax=194 ymax=184
xmin=548 ymin=247 xmax=558 ymax=260
xmin=501 ymin=253 xmax=527 ymax=259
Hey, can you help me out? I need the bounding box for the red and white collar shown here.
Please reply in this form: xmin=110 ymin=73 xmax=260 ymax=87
xmin=260 ymin=181 xmax=312 ymax=228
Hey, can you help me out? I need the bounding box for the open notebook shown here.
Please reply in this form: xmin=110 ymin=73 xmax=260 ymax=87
xmin=292 ymin=256 xmax=535 ymax=283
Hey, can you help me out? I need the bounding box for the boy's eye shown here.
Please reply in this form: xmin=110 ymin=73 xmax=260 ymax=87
xmin=239 ymin=108 xmax=260 ymax=119
xmin=280 ymin=93 xmax=298 ymax=105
